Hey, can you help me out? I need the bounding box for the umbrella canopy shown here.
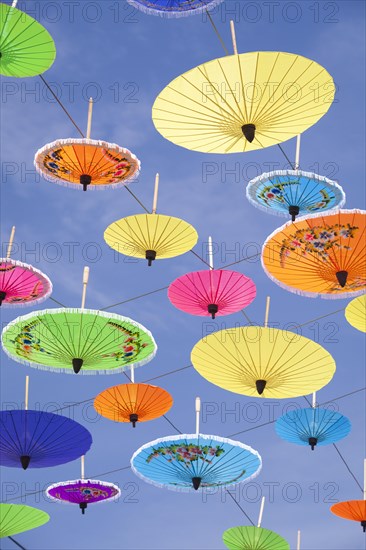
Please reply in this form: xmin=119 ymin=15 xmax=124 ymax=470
xmin=34 ymin=138 xmax=140 ymax=191
xmin=0 ymin=409 xmax=92 ymax=470
xmin=0 ymin=3 xmax=56 ymax=77
xmin=331 ymin=501 xmax=366 ymax=532
xmin=127 ymin=0 xmax=224 ymax=17
xmin=104 ymin=213 xmax=198 ymax=266
xmin=275 ymin=407 xmax=351 ymax=450
xmin=1 ymin=308 xmax=157 ymax=375
xmin=246 ymin=170 xmax=346 ymax=221
xmin=345 ymin=295 xmax=366 ymax=333
xmin=262 ymin=209 xmax=366 ymax=299
xmin=168 ymin=269 xmax=256 ymax=318
xmin=191 ymin=326 xmax=336 ymax=398
xmin=0 ymin=259 xmax=52 ymax=308
xmin=223 ymin=526 xmax=290 ymax=550
xmin=0 ymin=504 xmax=49 ymax=538
xmin=152 ymin=51 xmax=335 ymax=154
xmin=131 ymin=433 xmax=262 ymax=492
xmin=46 ymin=479 xmax=121 ymax=515
xmin=94 ymin=383 xmax=173 ymax=427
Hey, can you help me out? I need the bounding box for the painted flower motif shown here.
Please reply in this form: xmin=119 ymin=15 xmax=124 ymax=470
xmin=146 ymin=443 xmax=225 ymax=465
xmin=304 ymin=233 xmax=314 ymax=241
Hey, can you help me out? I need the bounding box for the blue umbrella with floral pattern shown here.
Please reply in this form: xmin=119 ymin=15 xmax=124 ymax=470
xmin=131 ymin=398 xmax=262 ymax=491
xmin=127 ymin=0 xmax=224 ymax=18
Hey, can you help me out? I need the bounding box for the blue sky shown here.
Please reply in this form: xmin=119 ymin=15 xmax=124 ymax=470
xmin=1 ymin=1 xmax=365 ymax=549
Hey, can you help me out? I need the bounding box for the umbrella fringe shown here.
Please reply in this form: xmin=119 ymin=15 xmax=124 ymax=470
xmin=1 ymin=308 xmax=157 ymax=375
xmin=246 ymin=170 xmax=346 ymax=218
xmin=126 ymin=0 xmax=224 ymax=18
xmin=34 ymin=138 xmax=140 ymax=190
xmin=130 ymin=433 xmax=262 ymax=493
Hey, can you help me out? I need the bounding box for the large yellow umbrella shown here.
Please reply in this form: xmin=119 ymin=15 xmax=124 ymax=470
xmin=262 ymin=209 xmax=366 ymax=299
xmin=345 ymin=295 xmax=366 ymax=333
xmin=191 ymin=298 xmax=336 ymax=398
xmin=104 ymin=174 xmax=198 ymax=266
xmin=152 ymin=22 xmax=335 ymax=154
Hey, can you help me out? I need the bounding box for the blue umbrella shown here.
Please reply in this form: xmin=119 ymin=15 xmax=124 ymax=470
xmin=131 ymin=397 xmax=261 ymax=492
xmin=246 ymin=170 xmax=346 ymax=221
xmin=0 ymin=410 xmax=92 ymax=469
xmin=127 ymin=0 xmax=224 ymax=18
xmin=275 ymin=407 xmax=351 ymax=450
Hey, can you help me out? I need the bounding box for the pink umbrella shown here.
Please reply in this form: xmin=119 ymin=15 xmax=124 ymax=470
xmin=0 ymin=227 xmax=52 ymax=308
xmin=168 ymin=238 xmax=256 ymax=319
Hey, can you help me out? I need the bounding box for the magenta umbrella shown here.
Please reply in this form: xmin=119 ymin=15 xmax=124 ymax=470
xmin=168 ymin=238 xmax=256 ymax=319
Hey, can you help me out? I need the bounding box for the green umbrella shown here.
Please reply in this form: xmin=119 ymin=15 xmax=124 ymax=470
xmin=0 ymin=2 xmax=56 ymax=77
xmin=0 ymin=503 xmax=49 ymax=538
xmin=223 ymin=526 xmax=290 ymax=550
xmin=1 ymin=267 xmax=157 ymax=374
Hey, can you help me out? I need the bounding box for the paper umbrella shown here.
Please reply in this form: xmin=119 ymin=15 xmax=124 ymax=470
xmin=1 ymin=267 xmax=157 ymax=375
xmin=0 ymin=1 xmax=56 ymax=77
xmin=127 ymin=0 xmax=224 ymax=17
xmin=191 ymin=297 xmax=336 ymax=398
xmin=345 ymin=295 xmax=366 ymax=333
xmin=152 ymin=23 xmax=335 ymax=154
xmin=131 ymin=398 xmax=262 ymax=492
xmin=104 ymin=174 xmax=198 ymax=266
xmin=34 ymin=99 xmax=140 ymax=191
xmin=0 ymin=227 xmax=52 ymax=308
xmin=0 ymin=504 xmax=49 ymax=538
xmin=330 ymin=460 xmax=366 ymax=532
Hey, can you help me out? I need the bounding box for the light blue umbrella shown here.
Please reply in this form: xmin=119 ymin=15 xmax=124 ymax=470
xmin=246 ymin=170 xmax=345 ymax=221
xmin=131 ymin=398 xmax=262 ymax=491
xmin=127 ymin=0 xmax=224 ymax=18
xmin=275 ymin=405 xmax=351 ymax=450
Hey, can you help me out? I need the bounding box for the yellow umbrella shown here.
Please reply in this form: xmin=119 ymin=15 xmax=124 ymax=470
xmin=152 ymin=22 xmax=335 ymax=154
xmin=104 ymin=173 xmax=198 ymax=266
xmin=345 ymin=295 xmax=366 ymax=333
xmin=191 ymin=297 xmax=336 ymax=398
xmin=262 ymin=209 xmax=366 ymax=299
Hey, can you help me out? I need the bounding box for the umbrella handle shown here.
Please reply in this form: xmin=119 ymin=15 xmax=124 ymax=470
xmin=312 ymin=392 xmax=317 ymax=408
xmin=6 ymin=226 xmax=16 ymax=260
xmin=81 ymin=266 xmax=90 ymax=309
xmin=86 ymin=98 xmax=93 ymax=139
xmin=195 ymin=397 xmax=201 ymax=435
xmin=25 ymin=376 xmax=29 ymax=411
xmin=295 ymin=134 xmax=301 ymax=170
xmin=152 ymin=173 xmax=159 ymax=214
xmin=81 ymin=455 xmax=85 ymax=480
xmin=364 ymin=458 xmax=366 ymax=500
xmin=257 ymin=496 xmax=265 ymax=527
xmin=11 ymin=0 xmax=18 ymax=7
xmin=130 ymin=365 xmax=135 ymax=383
xmin=264 ymin=296 xmax=270 ymax=328
xmin=208 ymin=236 xmax=214 ymax=270
xmin=297 ymin=530 xmax=301 ymax=550
xmin=230 ymin=21 xmax=238 ymax=55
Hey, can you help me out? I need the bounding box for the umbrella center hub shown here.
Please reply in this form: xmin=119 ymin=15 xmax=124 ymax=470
xmin=79 ymin=502 xmax=87 ymax=515
xmin=0 ymin=290 xmax=6 ymax=305
xmin=308 ymin=437 xmax=318 ymax=450
xmin=80 ymin=174 xmax=92 ymax=192
xmin=241 ymin=124 xmax=256 ymax=143
xmin=20 ymin=455 xmax=31 ymax=470
xmin=289 ymin=205 xmax=300 ymax=222
xmin=130 ymin=413 xmax=138 ymax=428
xmin=145 ymin=250 xmax=157 ymax=267
xmin=192 ymin=477 xmax=202 ymax=491
xmin=72 ymin=358 xmax=84 ymax=374
xmin=336 ymin=270 xmax=348 ymax=288
xmin=255 ymin=380 xmax=267 ymax=395
xmin=207 ymin=304 xmax=219 ymax=319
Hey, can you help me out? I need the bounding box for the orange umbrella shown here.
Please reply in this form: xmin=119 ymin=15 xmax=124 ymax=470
xmin=262 ymin=209 xmax=366 ymax=299
xmin=331 ymin=459 xmax=366 ymax=532
xmin=94 ymin=382 xmax=173 ymax=428
xmin=331 ymin=501 xmax=366 ymax=532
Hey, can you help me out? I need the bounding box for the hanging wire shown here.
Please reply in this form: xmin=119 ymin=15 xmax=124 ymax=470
xmin=8 ymin=537 xmax=27 ymax=550
xmin=225 ymin=490 xmax=255 ymax=525
xmin=100 ymin=287 xmax=169 ymax=311
xmin=205 ymin=9 xmax=229 ymax=55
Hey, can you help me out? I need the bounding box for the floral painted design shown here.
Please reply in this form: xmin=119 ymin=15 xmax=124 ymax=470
xmin=11 ymin=321 xmax=52 ymax=359
xmin=279 ymin=223 xmax=358 ymax=267
xmin=146 ymin=444 xmax=225 ymax=466
xmin=101 ymin=322 xmax=149 ymax=362
xmin=7 ymin=282 xmax=43 ymax=304
xmin=258 ymin=181 xmax=333 ymax=211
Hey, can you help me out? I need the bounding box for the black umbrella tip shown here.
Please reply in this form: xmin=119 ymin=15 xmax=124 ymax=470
xmin=289 ymin=205 xmax=300 ymax=222
xmin=336 ymin=271 xmax=348 ymax=288
xmin=20 ymin=455 xmax=31 ymax=470
xmin=192 ymin=477 xmax=202 ymax=491
xmin=241 ymin=124 xmax=256 ymax=143
xmin=361 ymin=521 xmax=366 ymax=532
xmin=309 ymin=437 xmax=318 ymax=451
xmin=255 ymin=380 xmax=267 ymax=395
xmin=0 ymin=290 xmax=6 ymax=306
xmin=207 ymin=304 xmax=218 ymax=320
xmin=145 ymin=250 xmax=157 ymax=267
xmin=80 ymin=174 xmax=92 ymax=192
xmin=72 ymin=358 xmax=84 ymax=374
xmin=130 ymin=413 xmax=138 ymax=428
xmin=79 ymin=503 xmax=87 ymax=515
